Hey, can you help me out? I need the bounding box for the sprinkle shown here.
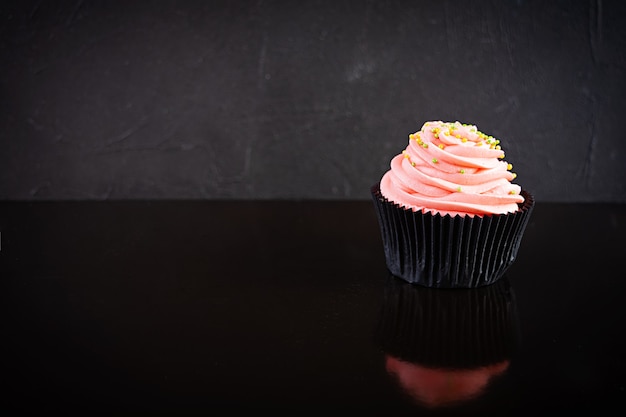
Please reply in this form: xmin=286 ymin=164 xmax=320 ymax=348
xmin=475 ymin=141 xmax=482 ymax=146
xmin=438 ymin=143 xmax=445 ymax=149
xmin=511 ymin=173 xmax=517 ymax=179
xmin=411 ymin=161 xmax=416 ymax=167
xmin=432 ymin=158 xmax=438 ymax=164
xmin=459 ymin=169 xmax=465 ymax=174
xmin=456 ymin=186 xmax=462 ymax=192
xmin=495 ymin=145 xmax=501 ymax=150
xmin=507 ymin=163 xmax=513 ymax=170
xmin=508 ymin=190 xmax=516 ymax=195
xmin=422 ymin=143 xmax=428 ymax=148
xmin=461 ymin=137 xmax=467 ymax=143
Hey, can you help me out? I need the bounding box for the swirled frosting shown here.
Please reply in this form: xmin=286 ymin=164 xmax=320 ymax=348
xmin=379 ymin=121 xmax=525 ymax=217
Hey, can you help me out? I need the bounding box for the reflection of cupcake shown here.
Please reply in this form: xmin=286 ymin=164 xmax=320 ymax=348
xmin=384 ymin=356 xmax=510 ymax=409
xmin=372 ymin=121 xmax=534 ymax=287
xmin=375 ymin=274 xmax=519 ymax=408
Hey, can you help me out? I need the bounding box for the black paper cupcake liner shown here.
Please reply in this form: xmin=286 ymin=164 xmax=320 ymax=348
xmin=375 ymin=274 xmax=519 ymax=369
xmin=371 ymin=183 xmax=535 ymax=288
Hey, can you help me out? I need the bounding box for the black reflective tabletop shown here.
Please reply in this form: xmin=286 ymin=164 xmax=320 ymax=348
xmin=1 ymin=200 xmax=625 ymax=414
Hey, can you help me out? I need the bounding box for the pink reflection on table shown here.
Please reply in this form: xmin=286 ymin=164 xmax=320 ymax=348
xmin=385 ymin=355 xmax=510 ymax=408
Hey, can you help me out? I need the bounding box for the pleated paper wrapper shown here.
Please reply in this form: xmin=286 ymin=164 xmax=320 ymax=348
xmin=371 ymin=183 xmax=535 ymax=288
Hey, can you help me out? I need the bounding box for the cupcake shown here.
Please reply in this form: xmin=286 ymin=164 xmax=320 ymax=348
xmin=375 ymin=274 xmax=519 ymax=408
xmin=371 ymin=121 xmax=535 ymax=287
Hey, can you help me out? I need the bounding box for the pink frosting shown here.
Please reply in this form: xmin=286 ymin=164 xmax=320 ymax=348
xmin=379 ymin=121 xmax=525 ymax=217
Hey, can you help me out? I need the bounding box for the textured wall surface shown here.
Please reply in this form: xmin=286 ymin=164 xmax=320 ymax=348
xmin=1 ymin=0 xmax=625 ymax=202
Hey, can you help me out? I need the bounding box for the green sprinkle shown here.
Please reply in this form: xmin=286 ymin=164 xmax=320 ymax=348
xmin=432 ymin=158 xmax=438 ymax=164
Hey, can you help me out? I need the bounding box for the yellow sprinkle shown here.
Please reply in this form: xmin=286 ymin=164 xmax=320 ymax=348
xmin=498 ymin=153 xmax=505 ymax=159
xmin=507 ymin=163 xmax=513 ymax=170
xmin=511 ymin=172 xmax=517 ymax=179
xmin=508 ymin=190 xmax=516 ymax=195
xmin=461 ymin=138 xmax=467 ymax=143
xmin=411 ymin=161 xmax=416 ymax=167
xmin=456 ymin=186 xmax=462 ymax=192
xmin=422 ymin=143 xmax=428 ymax=148
xmin=475 ymin=141 xmax=482 ymax=146
xmin=495 ymin=145 xmax=501 ymax=150
xmin=459 ymin=169 xmax=465 ymax=174
xmin=438 ymin=143 xmax=444 ymax=149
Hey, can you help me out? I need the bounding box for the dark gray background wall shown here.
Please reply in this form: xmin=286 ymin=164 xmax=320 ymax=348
xmin=1 ymin=0 xmax=625 ymax=202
